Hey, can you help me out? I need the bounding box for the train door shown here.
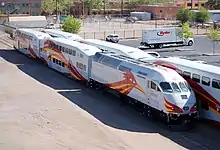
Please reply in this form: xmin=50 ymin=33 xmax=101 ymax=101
xmin=149 ymin=81 xmax=160 ymax=109
xmin=145 ymin=80 xmax=151 ymax=105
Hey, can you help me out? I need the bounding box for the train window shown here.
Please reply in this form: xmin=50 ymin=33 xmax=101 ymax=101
xmin=151 ymin=81 xmax=157 ymax=90
xmin=192 ymin=74 xmax=200 ymax=83
xmin=212 ymin=79 xmax=220 ymax=89
xmin=58 ymin=46 xmax=62 ymax=51
xmin=179 ymin=82 xmax=188 ymax=92
xmin=69 ymin=49 xmax=72 ymax=55
xmin=183 ymin=71 xmax=191 ymax=79
xmin=52 ymin=58 xmax=55 ymax=63
xmin=58 ymin=60 xmax=62 ymax=66
xmin=171 ymin=82 xmax=181 ymax=92
xmin=76 ymin=62 xmax=79 ymax=67
xmin=176 ymin=69 xmax=182 ymax=75
xmin=65 ymin=47 xmax=68 ymax=53
xmin=72 ymin=50 xmax=76 ymax=56
xmin=61 ymin=47 xmax=64 ymax=52
xmin=55 ymin=59 xmax=58 ymax=64
xmin=78 ymin=63 xmax=84 ymax=70
xmin=80 ymin=53 xmax=83 ymax=58
xmin=159 ymin=82 xmax=173 ymax=93
xmin=84 ymin=65 xmax=86 ymax=71
xmin=61 ymin=62 xmax=65 ymax=67
xmin=202 ymin=76 xmax=210 ymax=86
xmin=118 ymin=65 xmax=131 ymax=72
xmin=55 ymin=45 xmax=58 ymax=50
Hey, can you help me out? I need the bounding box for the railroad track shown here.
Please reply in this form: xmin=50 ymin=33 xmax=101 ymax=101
xmin=0 ymin=36 xmax=14 ymax=48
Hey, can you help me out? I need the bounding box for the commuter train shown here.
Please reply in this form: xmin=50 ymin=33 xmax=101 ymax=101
xmin=13 ymin=28 xmax=198 ymax=126
xmin=142 ymin=57 xmax=220 ymax=125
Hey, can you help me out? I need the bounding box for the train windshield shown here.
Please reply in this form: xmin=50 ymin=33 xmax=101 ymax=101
xmin=159 ymin=82 xmax=173 ymax=93
xmin=179 ymin=82 xmax=189 ymax=92
xmin=171 ymin=82 xmax=181 ymax=93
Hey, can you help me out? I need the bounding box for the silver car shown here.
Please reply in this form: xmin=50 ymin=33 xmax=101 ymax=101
xmin=106 ymin=34 xmax=119 ymax=43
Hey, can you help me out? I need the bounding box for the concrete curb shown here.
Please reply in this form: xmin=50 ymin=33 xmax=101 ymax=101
xmin=202 ymin=53 xmax=220 ymax=56
xmin=175 ymin=48 xmax=195 ymax=51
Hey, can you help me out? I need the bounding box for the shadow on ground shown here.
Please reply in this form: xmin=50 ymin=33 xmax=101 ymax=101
xmin=0 ymin=49 xmax=219 ymax=150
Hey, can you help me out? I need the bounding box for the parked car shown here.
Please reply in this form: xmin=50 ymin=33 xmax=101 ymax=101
xmin=105 ymin=34 xmax=120 ymax=43
xmin=46 ymin=23 xmax=56 ymax=29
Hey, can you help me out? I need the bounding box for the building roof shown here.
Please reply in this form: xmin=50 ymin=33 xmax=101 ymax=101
xmin=9 ymin=16 xmax=47 ymax=28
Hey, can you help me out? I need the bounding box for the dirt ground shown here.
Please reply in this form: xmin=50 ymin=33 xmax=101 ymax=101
xmin=0 ymin=46 xmax=219 ymax=150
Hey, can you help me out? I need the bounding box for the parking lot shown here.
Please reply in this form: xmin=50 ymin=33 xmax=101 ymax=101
xmin=0 ymin=34 xmax=220 ymax=150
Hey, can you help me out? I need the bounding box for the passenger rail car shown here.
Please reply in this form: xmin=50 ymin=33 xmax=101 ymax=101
xmin=141 ymin=57 xmax=220 ymax=125
xmin=84 ymin=39 xmax=161 ymax=58
xmin=13 ymin=28 xmax=51 ymax=60
xmin=89 ymin=53 xmax=198 ymax=125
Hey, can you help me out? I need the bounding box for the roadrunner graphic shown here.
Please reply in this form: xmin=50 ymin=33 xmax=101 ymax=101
xmin=105 ymin=71 xmax=145 ymax=95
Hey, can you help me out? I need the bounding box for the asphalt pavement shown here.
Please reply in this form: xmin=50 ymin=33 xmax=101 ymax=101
xmin=119 ymin=35 xmax=220 ymax=67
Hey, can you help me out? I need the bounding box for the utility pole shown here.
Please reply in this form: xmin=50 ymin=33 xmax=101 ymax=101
xmin=121 ymin=0 xmax=123 ymax=17
xmin=103 ymin=0 xmax=106 ymax=15
xmin=56 ymin=0 xmax=58 ymax=23
xmin=191 ymin=0 xmax=193 ymax=10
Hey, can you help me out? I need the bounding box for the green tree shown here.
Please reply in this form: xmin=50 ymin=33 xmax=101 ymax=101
xmin=195 ymin=7 xmax=210 ymax=25
xmin=84 ymin=0 xmax=103 ymax=15
xmin=182 ymin=22 xmax=194 ymax=38
xmin=41 ymin=0 xmax=72 ymax=15
xmin=62 ymin=15 xmax=81 ymax=34
xmin=176 ymin=7 xmax=194 ymax=25
xmin=207 ymin=26 xmax=220 ymax=54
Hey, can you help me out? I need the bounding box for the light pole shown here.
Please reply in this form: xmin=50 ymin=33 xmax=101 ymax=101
xmin=1 ymin=2 xmax=9 ymax=23
xmin=121 ymin=0 xmax=123 ymax=17
xmin=56 ymin=0 xmax=58 ymax=23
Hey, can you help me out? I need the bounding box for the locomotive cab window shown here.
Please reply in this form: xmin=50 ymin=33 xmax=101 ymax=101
xmin=192 ymin=73 xmax=200 ymax=83
xmin=212 ymin=79 xmax=220 ymax=89
xmin=202 ymin=76 xmax=210 ymax=86
xmin=183 ymin=71 xmax=191 ymax=79
xmin=159 ymin=82 xmax=173 ymax=93
xmin=151 ymin=81 xmax=157 ymax=90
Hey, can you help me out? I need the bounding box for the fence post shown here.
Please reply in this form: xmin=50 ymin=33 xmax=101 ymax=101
xmin=114 ymin=30 xmax=115 ymax=34
xmin=197 ymin=26 xmax=198 ymax=35
xmin=124 ymin=30 xmax=126 ymax=39
xmin=104 ymin=31 xmax=106 ymax=40
xmin=94 ymin=32 xmax=95 ymax=39
xmin=133 ymin=30 xmax=135 ymax=38
xmin=84 ymin=32 xmax=86 ymax=39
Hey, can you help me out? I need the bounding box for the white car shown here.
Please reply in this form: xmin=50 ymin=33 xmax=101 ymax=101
xmin=105 ymin=34 xmax=120 ymax=43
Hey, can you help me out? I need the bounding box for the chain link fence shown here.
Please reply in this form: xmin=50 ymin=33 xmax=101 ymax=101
xmin=78 ymin=27 xmax=210 ymax=40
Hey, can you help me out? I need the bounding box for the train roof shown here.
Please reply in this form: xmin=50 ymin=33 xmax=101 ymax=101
xmin=94 ymin=52 xmax=185 ymax=83
xmin=85 ymin=39 xmax=154 ymax=59
xmin=51 ymin=38 xmax=102 ymax=56
xmin=17 ymin=28 xmax=51 ymax=39
xmin=42 ymin=29 xmax=84 ymax=40
xmin=159 ymin=56 xmax=220 ymax=76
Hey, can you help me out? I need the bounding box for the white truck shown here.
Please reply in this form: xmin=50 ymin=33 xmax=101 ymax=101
xmin=139 ymin=27 xmax=194 ymax=49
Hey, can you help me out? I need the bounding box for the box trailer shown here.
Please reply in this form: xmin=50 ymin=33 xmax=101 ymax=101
xmin=139 ymin=27 xmax=194 ymax=49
